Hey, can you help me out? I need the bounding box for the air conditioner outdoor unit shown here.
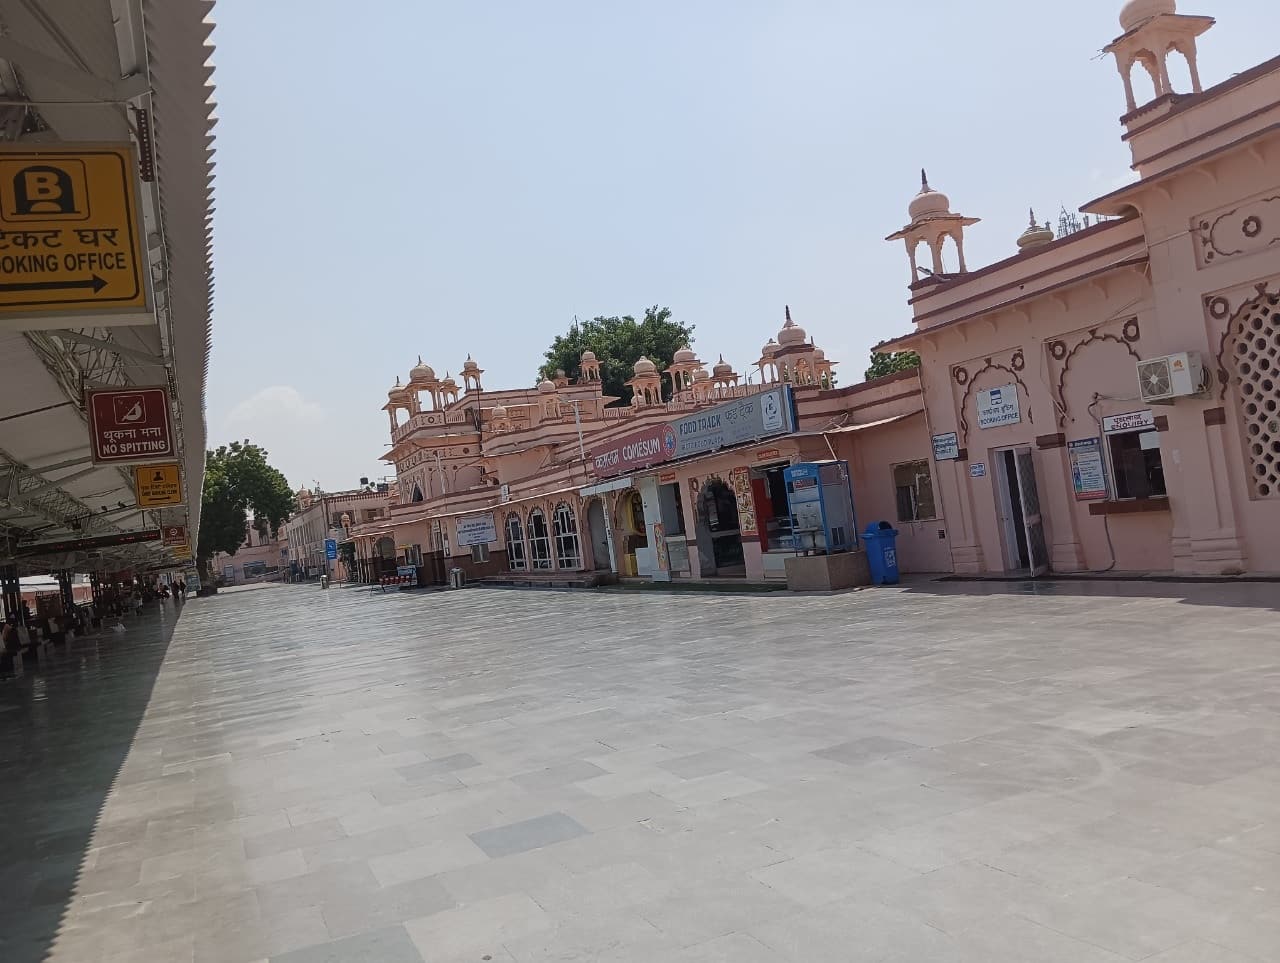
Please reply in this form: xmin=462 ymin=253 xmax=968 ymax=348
xmin=1136 ymin=351 xmax=1207 ymax=404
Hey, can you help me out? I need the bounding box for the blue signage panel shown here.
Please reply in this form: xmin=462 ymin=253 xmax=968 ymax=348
xmin=324 ymin=538 xmax=338 ymax=560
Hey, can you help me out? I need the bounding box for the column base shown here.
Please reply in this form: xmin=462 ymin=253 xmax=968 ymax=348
xmin=1175 ymin=530 xmax=1248 ymax=576
xmin=950 ymin=543 xmax=986 ymax=574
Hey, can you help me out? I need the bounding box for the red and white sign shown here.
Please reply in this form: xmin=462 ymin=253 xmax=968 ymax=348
xmin=162 ymin=525 xmax=187 ymax=546
xmin=588 ymin=423 xmax=677 ymax=478
xmin=86 ymin=386 xmax=174 ymax=463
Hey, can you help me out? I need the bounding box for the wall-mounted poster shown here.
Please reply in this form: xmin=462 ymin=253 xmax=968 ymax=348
xmin=1068 ymin=438 xmax=1108 ymax=501
xmin=729 ymin=466 xmax=757 ymax=537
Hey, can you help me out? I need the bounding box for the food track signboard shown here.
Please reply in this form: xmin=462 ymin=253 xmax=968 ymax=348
xmin=86 ymin=386 xmax=175 ymax=464
xmin=0 ymin=144 xmax=147 ymax=314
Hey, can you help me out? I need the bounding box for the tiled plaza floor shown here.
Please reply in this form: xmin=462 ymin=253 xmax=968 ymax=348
xmin=3 ymin=579 xmax=1280 ymax=962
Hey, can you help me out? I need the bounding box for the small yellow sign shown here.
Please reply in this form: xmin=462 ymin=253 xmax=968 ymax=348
xmin=170 ymin=544 xmax=192 ymax=560
xmin=134 ymin=463 xmax=183 ymax=507
xmin=0 ymin=144 xmax=146 ymax=313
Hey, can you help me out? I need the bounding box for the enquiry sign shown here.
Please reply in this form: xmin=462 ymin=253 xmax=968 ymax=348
xmin=86 ymin=386 xmax=175 ymax=464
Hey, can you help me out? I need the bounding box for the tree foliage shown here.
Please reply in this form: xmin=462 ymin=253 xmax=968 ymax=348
xmin=197 ymin=440 xmax=295 ymax=565
xmin=538 ymin=306 xmax=695 ymax=403
xmin=865 ymin=350 xmax=921 ymax=381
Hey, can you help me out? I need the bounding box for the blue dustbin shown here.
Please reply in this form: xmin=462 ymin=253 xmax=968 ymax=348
xmin=863 ymin=522 xmax=900 ymax=586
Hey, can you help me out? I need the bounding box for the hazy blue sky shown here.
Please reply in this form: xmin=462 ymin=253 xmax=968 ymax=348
xmin=205 ymin=0 xmax=1276 ymax=491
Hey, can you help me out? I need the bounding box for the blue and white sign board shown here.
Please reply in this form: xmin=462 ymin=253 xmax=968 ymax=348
xmin=669 ymin=386 xmax=795 ymax=459
xmin=976 ymin=384 xmax=1021 ymax=429
xmin=1069 ymin=437 xmax=1108 ymax=501
xmin=324 ymin=538 xmax=337 ymax=560
xmin=396 ymin=565 xmax=417 ymax=578
xmin=969 ymin=462 xmax=988 ymax=478
xmin=456 ymin=512 xmax=497 ymax=547
xmin=932 ymin=432 xmax=960 ymax=461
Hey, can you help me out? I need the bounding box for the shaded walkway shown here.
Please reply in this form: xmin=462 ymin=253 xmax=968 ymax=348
xmin=0 ymin=602 xmax=183 ymax=963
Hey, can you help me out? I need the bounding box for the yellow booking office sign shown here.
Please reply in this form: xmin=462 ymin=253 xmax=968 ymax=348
xmin=0 ymin=144 xmax=146 ymax=313
xmin=134 ymin=463 xmax=183 ymax=508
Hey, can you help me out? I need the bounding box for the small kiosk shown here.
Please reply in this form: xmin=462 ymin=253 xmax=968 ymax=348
xmin=781 ymin=460 xmax=870 ymax=590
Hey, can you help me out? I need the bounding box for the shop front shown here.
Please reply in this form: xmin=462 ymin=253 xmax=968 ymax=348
xmin=585 ymin=386 xmax=814 ymax=582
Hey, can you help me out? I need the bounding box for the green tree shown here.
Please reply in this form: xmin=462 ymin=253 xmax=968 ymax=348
xmin=865 ymin=350 xmax=921 ymax=381
xmin=538 ymin=305 xmax=695 ymax=403
xmin=196 ymin=440 xmax=295 ymax=576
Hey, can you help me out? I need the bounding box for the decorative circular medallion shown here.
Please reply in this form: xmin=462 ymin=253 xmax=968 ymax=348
xmin=1122 ymin=318 xmax=1142 ymax=342
xmin=1242 ymin=216 xmax=1262 ymax=239
xmin=953 ymin=367 xmax=969 ymax=385
xmin=1048 ymin=340 xmax=1067 ymax=361
xmin=1011 ymin=350 xmax=1026 ymax=372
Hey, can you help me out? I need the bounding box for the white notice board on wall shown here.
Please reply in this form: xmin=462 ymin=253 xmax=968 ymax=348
xmin=976 ymin=384 xmax=1021 ymax=429
xmin=456 ymin=513 xmax=497 ymax=546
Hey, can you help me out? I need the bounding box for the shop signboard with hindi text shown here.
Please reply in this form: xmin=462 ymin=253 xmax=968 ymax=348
xmin=0 ymin=144 xmax=147 ymax=315
xmin=456 ymin=512 xmax=497 ymax=547
xmin=589 ymin=423 xmax=677 ymax=478
xmin=86 ymin=386 xmax=174 ymax=464
xmin=669 ymin=386 xmax=794 ymax=459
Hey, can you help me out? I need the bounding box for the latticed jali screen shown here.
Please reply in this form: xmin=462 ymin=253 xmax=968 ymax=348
xmin=1230 ymin=292 xmax=1280 ymax=498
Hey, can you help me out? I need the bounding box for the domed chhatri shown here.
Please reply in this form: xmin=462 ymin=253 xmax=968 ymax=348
xmin=387 ymin=376 xmax=408 ymax=401
xmin=693 ymin=367 xmax=710 ymax=382
xmin=713 ymin=354 xmax=733 ymax=376
xmin=410 ymin=356 xmax=436 ymax=383
xmin=1017 ymin=208 xmax=1056 ymax=251
xmin=537 ymin=378 xmax=557 ymax=394
xmin=778 ymin=305 xmax=807 ymax=346
xmin=908 ymin=169 xmax=953 ymax=221
xmin=633 ymin=356 xmax=657 ymax=374
xmin=580 ymin=349 xmax=597 ymax=362
xmin=674 ymin=345 xmax=697 ymax=363
xmin=1120 ymin=0 xmax=1175 ymax=31
xmin=1104 ymin=0 xmax=1211 ymax=112
xmin=886 ymin=169 xmax=980 ymax=283
xmin=462 ymin=355 xmax=480 ymax=372
xmin=761 ymin=338 xmax=779 ymax=358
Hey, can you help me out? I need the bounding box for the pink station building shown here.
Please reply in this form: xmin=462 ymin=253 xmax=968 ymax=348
xmin=354 ymin=0 xmax=1279 ymax=584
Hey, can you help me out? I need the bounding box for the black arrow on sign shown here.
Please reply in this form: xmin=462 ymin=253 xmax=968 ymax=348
xmin=0 ymin=275 xmax=108 ymax=294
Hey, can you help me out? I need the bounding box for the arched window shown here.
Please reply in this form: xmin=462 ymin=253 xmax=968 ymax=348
xmin=553 ymin=503 xmax=581 ymax=569
xmin=505 ymin=513 xmax=527 ymax=571
xmin=527 ymin=508 xmax=552 ymax=570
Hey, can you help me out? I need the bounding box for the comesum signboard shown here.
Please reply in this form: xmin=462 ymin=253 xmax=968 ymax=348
xmin=589 ymin=423 xmax=677 ymax=478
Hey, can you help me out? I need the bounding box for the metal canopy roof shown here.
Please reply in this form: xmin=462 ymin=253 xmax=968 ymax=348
xmin=0 ymin=0 xmax=215 ymax=573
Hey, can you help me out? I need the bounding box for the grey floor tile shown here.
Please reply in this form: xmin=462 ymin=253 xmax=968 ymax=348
xmin=469 ymin=811 xmax=589 ymax=858
xmin=269 ymin=924 xmax=424 ymax=963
